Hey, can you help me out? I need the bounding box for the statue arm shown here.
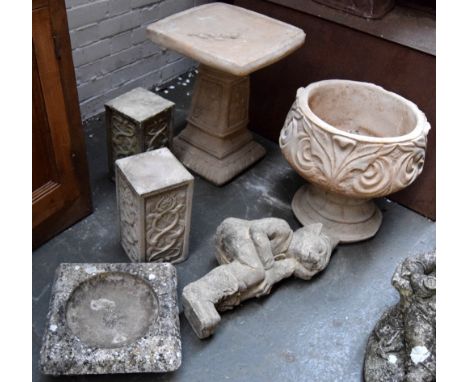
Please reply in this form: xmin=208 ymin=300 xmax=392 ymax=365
xmin=244 ymin=258 xmax=297 ymax=299
xmin=249 ymin=226 xmax=276 ymax=270
xmin=249 ymin=219 xmax=293 ymax=270
xmin=247 ymin=256 xmax=319 ymax=299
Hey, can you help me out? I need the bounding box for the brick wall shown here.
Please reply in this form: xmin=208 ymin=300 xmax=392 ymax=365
xmin=66 ymin=0 xmax=211 ymax=119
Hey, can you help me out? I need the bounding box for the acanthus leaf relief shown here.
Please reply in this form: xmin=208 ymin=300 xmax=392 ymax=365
xmin=280 ymin=101 xmax=427 ymax=198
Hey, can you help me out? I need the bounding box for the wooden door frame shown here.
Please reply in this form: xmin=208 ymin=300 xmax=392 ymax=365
xmin=33 ymin=0 xmax=92 ymax=248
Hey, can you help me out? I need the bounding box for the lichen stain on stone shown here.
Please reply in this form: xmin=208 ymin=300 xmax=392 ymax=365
xmin=84 ymin=265 xmax=98 ymax=274
xmin=410 ymin=346 xmax=430 ymax=364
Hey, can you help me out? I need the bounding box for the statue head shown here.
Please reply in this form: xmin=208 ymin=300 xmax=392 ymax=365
xmin=288 ymin=223 xmax=338 ymax=272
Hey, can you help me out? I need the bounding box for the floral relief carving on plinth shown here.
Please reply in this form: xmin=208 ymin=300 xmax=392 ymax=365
xmin=111 ymin=113 xmax=139 ymax=160
xmin=145 ymin=186 xmax=187 ymax=262
xmin=145 ymin=116 xmax=169 ymax=151
xmin=280 ymin=101 xmax=427 ymax=198
xmin=119 ymin=178 xmax=139 ymax=262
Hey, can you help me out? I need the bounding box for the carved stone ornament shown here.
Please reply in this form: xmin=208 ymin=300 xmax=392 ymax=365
xmin=105 ymin=87 xmax=174 ymax=180
xmin=116 ymin=148 xmax=193 ymax=263
xmin=364 ymin=251 xmax=436 ymax=382
xmin=280 ymin=80 xmax=431 ymax=243
xmin=182 ymin=217 xmax=338 ymax=339
xmin=147 ymin=3 xmax=306 ymax=185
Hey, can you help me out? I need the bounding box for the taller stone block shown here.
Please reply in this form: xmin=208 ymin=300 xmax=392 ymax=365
xmin=116 ymin=148 xmax=194 ymax=263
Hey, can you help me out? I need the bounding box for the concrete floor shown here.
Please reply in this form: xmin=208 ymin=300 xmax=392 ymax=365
xmin=32 ymin=70 xmax=436 ymax=382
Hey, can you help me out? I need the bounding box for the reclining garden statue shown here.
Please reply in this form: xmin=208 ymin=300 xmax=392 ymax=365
xmin=182 ymin=217 xmax=338 ymax=339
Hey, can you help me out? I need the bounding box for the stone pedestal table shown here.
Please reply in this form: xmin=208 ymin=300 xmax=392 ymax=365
xmin=147 ymin=3 xmax=305 ymax=185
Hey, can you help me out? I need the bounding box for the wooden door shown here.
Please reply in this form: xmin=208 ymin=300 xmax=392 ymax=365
xmin=32 ymin=0 xmax=92 ymax=248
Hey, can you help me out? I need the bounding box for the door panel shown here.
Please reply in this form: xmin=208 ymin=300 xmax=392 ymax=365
xmin=32 ymin=0 xmax=92 ymax=248
xmin=32 ymin=50 xmax=59 ymax=191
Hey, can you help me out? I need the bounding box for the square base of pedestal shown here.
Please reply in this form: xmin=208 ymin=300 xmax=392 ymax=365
xmin=172 ymin=136 xmax=266 ymax=186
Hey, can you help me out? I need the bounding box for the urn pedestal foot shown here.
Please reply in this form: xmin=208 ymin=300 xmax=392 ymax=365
xmin=292 ymin=185 xmax=382 ymax=243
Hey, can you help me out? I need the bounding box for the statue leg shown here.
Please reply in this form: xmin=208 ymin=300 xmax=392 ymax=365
xmin=182 ymin=255 xmax=267 ymax=339
xmin=182 ymin=264 xmax=239 ymax=338
xmin=183 ymin=220 xmax=267 ymax=338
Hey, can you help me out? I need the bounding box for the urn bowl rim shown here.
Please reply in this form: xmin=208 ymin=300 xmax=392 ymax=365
xmin=297 ymin=79 xmax=430 ymax=144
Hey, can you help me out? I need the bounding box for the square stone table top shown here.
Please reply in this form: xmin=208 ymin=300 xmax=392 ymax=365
xmin=146 ymin=2 xmax=305 ymax=76
xmin=105 ymin=87 xmax=174 ymax=123
xmin=39 ymin=263 xmax=181 ymax=375
xmin=116 ymin=147 xmax=194 ymax=196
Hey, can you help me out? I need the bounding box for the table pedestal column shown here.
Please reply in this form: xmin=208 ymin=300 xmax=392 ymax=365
xmin=172 ymin=64 xmax=266 ymax=185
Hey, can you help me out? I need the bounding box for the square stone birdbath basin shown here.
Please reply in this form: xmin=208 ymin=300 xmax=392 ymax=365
xmin=40 ymin=263 xmax=181 ymax=375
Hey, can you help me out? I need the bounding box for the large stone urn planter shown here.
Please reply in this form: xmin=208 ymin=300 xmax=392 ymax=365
xmin=280 ymin=80 xmax=430 ymax=243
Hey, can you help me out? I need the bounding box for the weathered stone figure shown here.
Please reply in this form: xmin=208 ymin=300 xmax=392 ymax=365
xmin=182 ymin=217 xmax=338 ymax=339
xmin=364 ymin=251 xmax=436 ymax=382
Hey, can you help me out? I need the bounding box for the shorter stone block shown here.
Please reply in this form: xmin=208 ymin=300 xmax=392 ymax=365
xmin=116 ymin=148 xmax=194 ymax=263
xmin=105 ymin=87 xmax=175 ymax=179
xmin=40 ymin=263 xmax=181 ymax=375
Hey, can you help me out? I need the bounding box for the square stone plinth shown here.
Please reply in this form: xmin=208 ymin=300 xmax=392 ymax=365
xmin=40 ymin=263 xmax=181 ymax=375
xmin=146 ymin=2 xmax=305 ymax=76
xmin=116 ymin=148 xmax=194 ymax=263
xmin=105 ymin=87 xmax=174 ymax=179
